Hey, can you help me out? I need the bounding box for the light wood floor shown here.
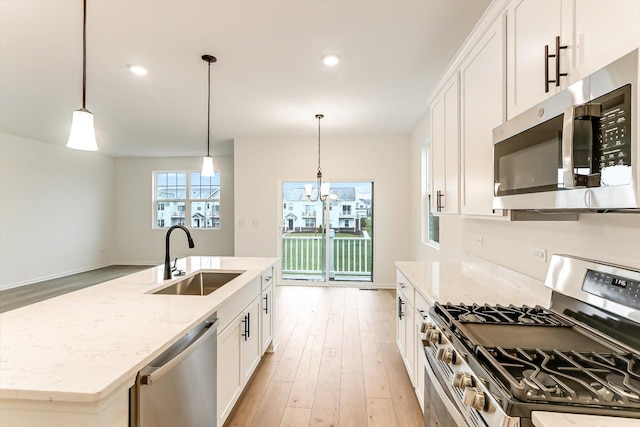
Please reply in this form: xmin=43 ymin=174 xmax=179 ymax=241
xmin=0 ymin=265 xmax=152 ymax=313
xmin=225 ymin=285 xmax=423 ymax=427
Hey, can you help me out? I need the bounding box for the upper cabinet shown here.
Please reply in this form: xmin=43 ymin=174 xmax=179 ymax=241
xmin=506 ymin=0 xmax=565 ymax=119
xmin=460 ymin=14 xmax=506 ymax=217
xmin=571 ymin=0 xmax=640 ymax=79
xmin=507 ymin=0 xmax=640 ymax=120
xmin=430 ymin=75 xmax=460 ymax=215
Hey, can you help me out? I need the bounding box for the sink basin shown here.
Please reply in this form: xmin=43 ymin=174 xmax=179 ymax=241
xmin=153 ymin=271 xmax=244 ymax=296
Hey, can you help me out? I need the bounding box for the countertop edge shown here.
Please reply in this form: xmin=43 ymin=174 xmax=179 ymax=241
xmin=0 ymin=256 xmax=278 ymax=403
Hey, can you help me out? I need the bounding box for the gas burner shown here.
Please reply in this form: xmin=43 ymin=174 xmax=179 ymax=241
xmin=606 ymin=374 xmax=640 ymax=401
xmin=435 ymin=303 xmax=570 ymax=326
xmin=521 ymin=369 xmax=564 ymax=397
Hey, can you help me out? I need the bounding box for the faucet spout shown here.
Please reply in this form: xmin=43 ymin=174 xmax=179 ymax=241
xmin=164 ymin=225 xmax=195 ymax=280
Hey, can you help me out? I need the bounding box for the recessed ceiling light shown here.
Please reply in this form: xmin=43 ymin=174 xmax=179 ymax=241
xmin=127 ymin=64 xmax=148 ymax=76
xmin=321 ymin=54 xmax=340 ymax=67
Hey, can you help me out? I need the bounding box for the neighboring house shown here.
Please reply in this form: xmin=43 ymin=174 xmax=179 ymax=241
xmin=282 ymin=187 xmax=362 ymax=233
xmin=157 ymin=188 xmax=221 ymax=228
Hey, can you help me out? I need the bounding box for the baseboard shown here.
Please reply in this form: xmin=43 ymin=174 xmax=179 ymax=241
xmin=0 ymin=262 xmax=113 ymax=292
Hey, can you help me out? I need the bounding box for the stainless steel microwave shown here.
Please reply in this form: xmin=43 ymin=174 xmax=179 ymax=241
xmin=493 ymin=49 xmax=638 ymax=212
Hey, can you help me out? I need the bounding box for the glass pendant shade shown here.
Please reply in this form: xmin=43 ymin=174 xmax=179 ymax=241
xmin=304 ymin=184 xmax=313 ymax=198
xmin=320 ymin=182 xmax=331 ymax=198
xmin=66 ymin=109 xmax=98 ymax=151
xmin=201 ymin=155 xmax=214 ymax=177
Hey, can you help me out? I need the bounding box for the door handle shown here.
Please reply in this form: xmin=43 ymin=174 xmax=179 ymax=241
xmin=398 ymin=297 xmax=405 ymax=320
xmin=545 ymin=36 xmax=567 ymax=93
xmin=139 ymin=316 xmax=219 ymax=385
xmin=562 ymin=103 xmax=602 ymax=188
xmin=241 ymin=314 xmax=249 ymax=341
xmin=436 ymin=190 xmax=444 ymax=212
xmin=263 ymin=293 xmax=269 ymax=314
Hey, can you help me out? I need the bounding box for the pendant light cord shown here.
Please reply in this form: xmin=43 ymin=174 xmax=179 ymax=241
xmin=317 ymin=115 xmax=322 ymax=173
xmin=82 ymin=0 xmax=87 ymax=109
xmin=207 ymin=59 xmax=211 ymax=156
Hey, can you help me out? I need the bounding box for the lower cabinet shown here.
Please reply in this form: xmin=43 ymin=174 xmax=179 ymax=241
xmin=261 ymin=283 xmax=273 ymax=353
xmin=241 ymin=297 xmax=261 ymax=385
xmin=217 ymin=309 xmax=244 ymax=425
xmin=217 ymin=265 xmax=276 ymax=426
xmin=396 ymin=273 xmax=416 ymax=386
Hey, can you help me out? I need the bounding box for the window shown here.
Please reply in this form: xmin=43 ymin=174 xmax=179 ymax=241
xmin=342 ymin=205 xmax=351 ymax=215
xmin=422 ymin=141 xmax=440 ymax=246
xmin=304 ymin=218 xmax=316 ymax=228
xmin=154 ymin=171 xmax=221 ymax=229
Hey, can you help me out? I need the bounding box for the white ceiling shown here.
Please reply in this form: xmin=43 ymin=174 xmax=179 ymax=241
xmin=0 ymin=0 xmax=490 ymax=157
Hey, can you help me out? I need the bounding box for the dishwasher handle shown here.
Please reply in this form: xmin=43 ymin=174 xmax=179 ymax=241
xmin=139 ymin=316 xmax=219 ymax=385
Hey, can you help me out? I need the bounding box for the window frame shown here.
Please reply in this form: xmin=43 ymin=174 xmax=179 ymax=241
xmin=422 ymin=140 xmax=440 ymax=248
xmin=152 ymin=170 xmax=221 ymax=230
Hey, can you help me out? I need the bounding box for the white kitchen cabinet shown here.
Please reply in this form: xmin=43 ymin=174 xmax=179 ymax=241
xmin=217 ymin=296 xmax=261 ymax=425
xmin=460 ymin=14 xmax=506 ymax=217
xmin=241 ymin=297 xmax=261 ymax=385
xmin=261 ymin=282 xmax=273 ymax=353
xmin=507 ymin=0 xmax=640 ymax=120
xmin=216 ymin=266 xmax=275 ymax=427
xmin=430 ymin=74 xmax=460 ymax=215
xmin=260 ymin=267 xmax=275 ymax=353
xmin=396 ymin=272 xmax=415 ymax=386
xmin=217 ymin=312 xmax=243 ymax=425
xmin=571 ymin=0 xmax=640 ymax=80
xmin=506 ymin=0 xmax=565 ymax=119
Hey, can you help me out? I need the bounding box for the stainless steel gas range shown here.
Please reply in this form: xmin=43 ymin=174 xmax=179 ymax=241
xmin=421 ymin=254 xmax=640 ymax=427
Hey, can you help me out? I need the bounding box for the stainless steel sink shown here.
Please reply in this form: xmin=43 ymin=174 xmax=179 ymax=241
xmin=153 ymin=271 xmax=244 ymax=296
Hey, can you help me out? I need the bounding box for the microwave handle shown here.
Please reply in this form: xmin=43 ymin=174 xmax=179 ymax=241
xmin=561 ymin=105 xmax=577 ymax=188
xmin=562 ymin=103 xmax=602 ymax=188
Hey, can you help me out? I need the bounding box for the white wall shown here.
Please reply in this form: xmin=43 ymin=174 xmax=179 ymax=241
xmin=234 ymin=135 xmax=411 ymax=285
xmin=0 ymin=133 xmax=114 ymax=290
xmin=113 ymin=156 xmax=234 ymax=265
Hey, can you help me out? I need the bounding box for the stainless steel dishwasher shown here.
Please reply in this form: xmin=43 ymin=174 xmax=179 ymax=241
xmin=130 ymin=314 xmax=219 ymax=427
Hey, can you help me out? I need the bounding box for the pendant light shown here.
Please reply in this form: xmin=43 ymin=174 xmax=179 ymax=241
xmin=304 ymin=114 xmax=331 ymax=202
xmin=66 ymin=0 xmax=98 ymax=151
xmin=201 ymin=54 xmax=217 ymax=177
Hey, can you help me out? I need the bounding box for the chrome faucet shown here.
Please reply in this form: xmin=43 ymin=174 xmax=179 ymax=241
xmin=164 ymin=225 xmax=195 ymax=280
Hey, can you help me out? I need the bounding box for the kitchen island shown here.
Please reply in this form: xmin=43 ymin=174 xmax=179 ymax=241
xmin=0 ymin=256 xmax=277 ymax=427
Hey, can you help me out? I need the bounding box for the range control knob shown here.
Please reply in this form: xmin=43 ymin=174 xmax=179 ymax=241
xmin=428 ymin=330 xmax=441 ymax=344
xmin=452 ymin=372 xmax=474 ymax=389
xmin=462 ymin=387 xmax=486 ymax=411
xmin=436 ymin=347 xmax=457 ymax=364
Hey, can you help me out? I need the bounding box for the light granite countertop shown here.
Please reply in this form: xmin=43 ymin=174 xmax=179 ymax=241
xmin=395 ymin=260 xmax=551 ymax=307
xmin=395 ymin=260 xmax=639 ymax=427
xmin=0 ymin=256 xmax=277 ymax=403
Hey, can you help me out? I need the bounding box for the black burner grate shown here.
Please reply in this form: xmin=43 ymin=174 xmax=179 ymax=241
xmin=434 ymin=302 xmax=570 ymax=326
xmin=477 ymin=347 xmax=640 ymax=409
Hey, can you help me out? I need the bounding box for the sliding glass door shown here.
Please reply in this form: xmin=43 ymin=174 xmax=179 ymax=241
xmin=281 ymin=181 xmax=373 ymax=283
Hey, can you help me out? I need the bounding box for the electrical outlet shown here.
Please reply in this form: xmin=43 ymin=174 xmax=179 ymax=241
xmin=475 ymin=236 xmax=483 ymax=246
xmin=533 ymin=247 xmax=547 ymax=263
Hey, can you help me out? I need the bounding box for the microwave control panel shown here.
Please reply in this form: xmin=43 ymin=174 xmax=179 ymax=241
xmin=583 ymin=268 xmax=640 ymax=310
xmin=597 ymin=84 xmax=631 ymax=171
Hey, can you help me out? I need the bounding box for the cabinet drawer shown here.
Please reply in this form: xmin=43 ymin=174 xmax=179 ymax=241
xmin=261 ymin=267 xmax=274 ymax=291
xmin=414 ymin=291 xmax=430 ymax=315
xmin=396 ymin=271 xmax=415 ymax=307
xmin=217 ymin=276 xmax=261 ymax=333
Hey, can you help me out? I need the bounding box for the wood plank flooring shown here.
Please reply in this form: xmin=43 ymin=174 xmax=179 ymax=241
xmin=225 ymin=285 xmax=423 ymax=427
xmin=0 ymin=265 xmax=153 ymax=313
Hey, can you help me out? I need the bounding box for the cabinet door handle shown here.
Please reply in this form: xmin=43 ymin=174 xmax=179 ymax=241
xmin=241 ymin=314 xmax=250 ymax=341
xmin=398 ymin=297 xmax=405 ymax=320
xmin=247 ymin=312 xmax=251 ymax=338
xmin=545 ymin=36 xmax=567 ymax=92
xmin=263 ymin=293 xmax=269 ymax=314
xmin=436 ymin=190 xmax=444 ymax=212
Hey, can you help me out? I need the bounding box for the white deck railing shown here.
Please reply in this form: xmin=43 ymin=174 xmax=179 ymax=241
xmin=281 ymin=234 xmax=372 ymax=280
